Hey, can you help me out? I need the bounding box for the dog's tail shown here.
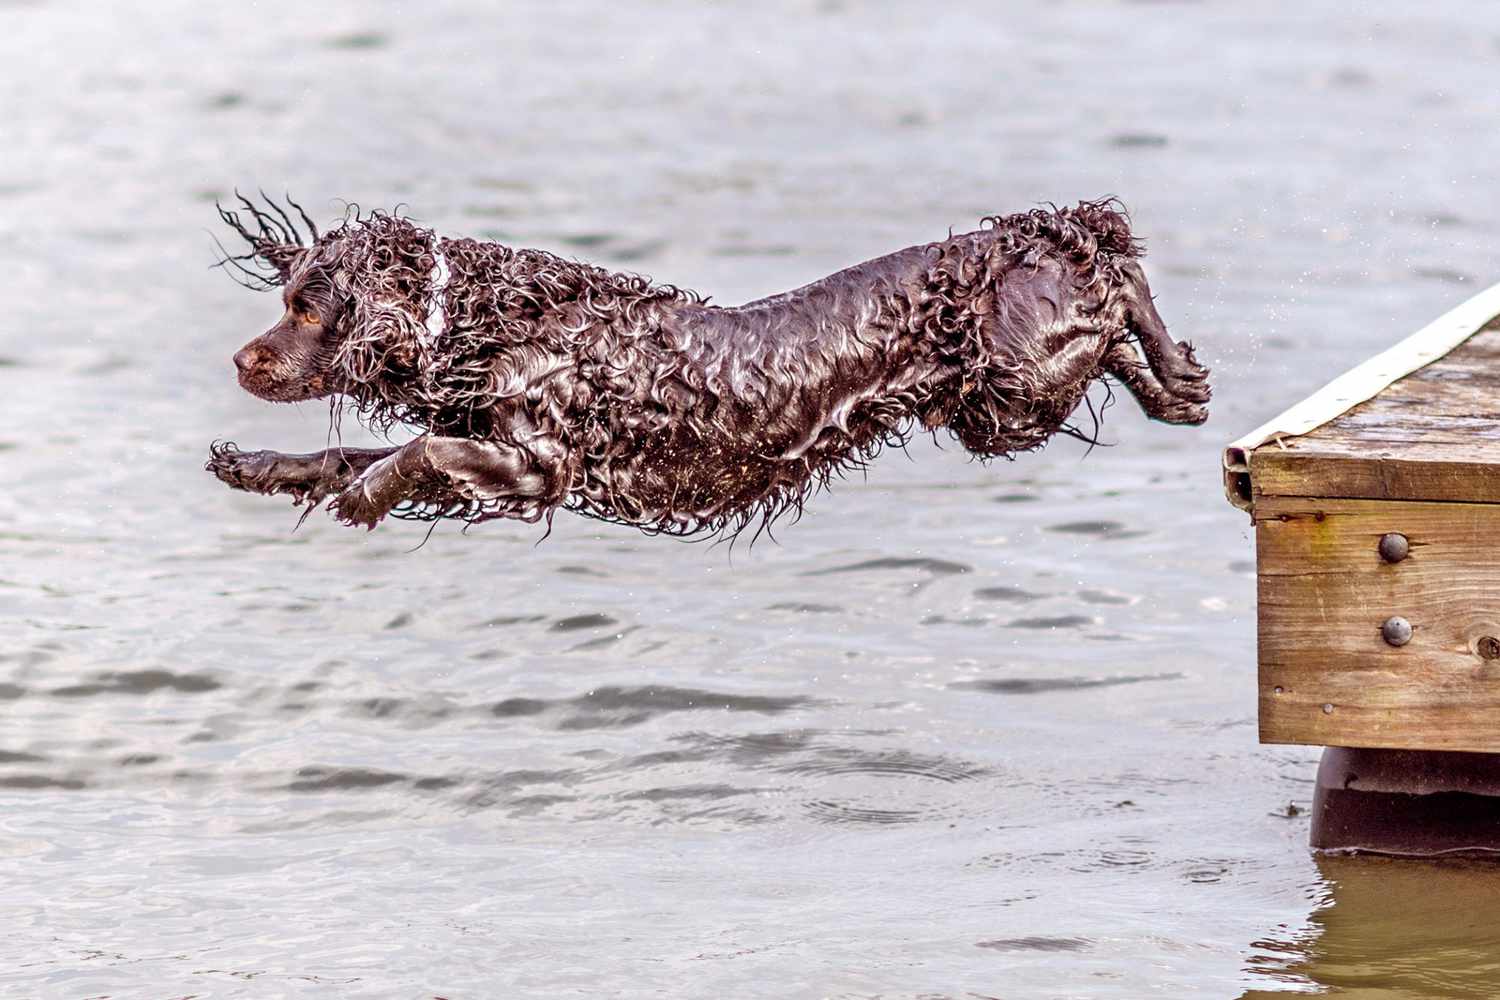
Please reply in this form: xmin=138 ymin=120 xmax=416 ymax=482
xmin=981 ymin=199 xmax=1144 ymax=274
xmin=1065 ymin=198 xmax=1143 ymax=261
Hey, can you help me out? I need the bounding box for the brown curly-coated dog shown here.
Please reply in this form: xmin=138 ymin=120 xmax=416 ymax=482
xmin=206 ymin=196 xmax=1209 ymax=537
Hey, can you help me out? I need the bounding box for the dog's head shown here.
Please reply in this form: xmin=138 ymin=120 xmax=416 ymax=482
xmin=216 ymin=198 xmax=438 ymax=411
xmin=231 ymin=259 xmax=349 ymax=403
xmin=215 ymin=194 xmax=350 ymax=403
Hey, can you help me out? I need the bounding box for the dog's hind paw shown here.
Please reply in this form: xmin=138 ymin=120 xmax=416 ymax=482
xmin=1157 ymin=398 xmax=1210 ymax=426
xmin=1158 ymin=343 xmax=1212 ymax=404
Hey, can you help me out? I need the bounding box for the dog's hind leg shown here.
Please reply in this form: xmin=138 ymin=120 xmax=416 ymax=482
xmin=328 ymin=434 xmax=569 ymax=529
xmin=1119 ymin=261 xmax=1211 ymax=405
xmin=1102 ymin=341 xmax=1208 ymax=425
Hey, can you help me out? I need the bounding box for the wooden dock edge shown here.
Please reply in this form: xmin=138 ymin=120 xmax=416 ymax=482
xmin=1222 ymin=278 xmax=1500 ymax=852
xmin=1222 ymin=279 xmax=1500 ymax=511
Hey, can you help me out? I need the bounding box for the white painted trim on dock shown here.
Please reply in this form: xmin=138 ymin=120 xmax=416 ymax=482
xmin=1223 ymin=278 xmax=1500 ymax=510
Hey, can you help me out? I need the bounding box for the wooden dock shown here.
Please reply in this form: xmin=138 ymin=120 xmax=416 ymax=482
xmin=1225 ymin=281 xmax=1500 ymax=754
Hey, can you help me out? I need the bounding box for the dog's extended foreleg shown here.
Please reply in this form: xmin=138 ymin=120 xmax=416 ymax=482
xmin=1102 ymin=341 xmax=1208 ymax=425
xmin=1120 ymin=261 xmax=1211 ymax=404
xmin=206 ymin=443 xmax=399 ymax=505
xmin=327 ymin=434 xmax=567 ymax=529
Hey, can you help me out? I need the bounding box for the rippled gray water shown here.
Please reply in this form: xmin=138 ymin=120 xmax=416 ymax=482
xmin=5 ymin=2 xmax=1500 ymax=997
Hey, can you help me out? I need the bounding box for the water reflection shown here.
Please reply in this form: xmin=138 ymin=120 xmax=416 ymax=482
xmin=1244 ymin=856 xmax=1500 ymax=997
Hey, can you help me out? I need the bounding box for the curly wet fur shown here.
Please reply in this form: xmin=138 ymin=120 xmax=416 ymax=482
xmin=213 ymin=197 xmax=1207 ymax=537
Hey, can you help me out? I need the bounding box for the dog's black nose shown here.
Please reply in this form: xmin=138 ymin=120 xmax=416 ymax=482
xmin=233 ymin=348 xmax=256 ymax=373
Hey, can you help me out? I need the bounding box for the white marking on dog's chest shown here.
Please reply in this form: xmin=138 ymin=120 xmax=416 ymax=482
xmin=425 ymin=246 xmax=450 ymax=343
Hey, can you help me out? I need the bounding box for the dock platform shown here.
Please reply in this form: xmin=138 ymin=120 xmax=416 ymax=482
xmin=1225 ymin=281 xmax=1500 ymax=853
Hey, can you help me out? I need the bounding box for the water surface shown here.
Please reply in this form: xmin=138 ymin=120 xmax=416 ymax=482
xmin=4 ymin=2 xmax=1500 ymax=996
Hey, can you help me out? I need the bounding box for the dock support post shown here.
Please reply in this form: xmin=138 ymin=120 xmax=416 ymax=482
xmin=1312 ymin=747 xmax=1500 ymax=855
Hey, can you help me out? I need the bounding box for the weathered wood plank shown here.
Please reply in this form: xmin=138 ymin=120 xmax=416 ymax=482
xmin=1224 ymin=287 xmax=1500 ymax=508
xmin=1251 ymin=451 xmax=1500 ymax=506
xmin=1257 ymin=495 xmax=1500 ymax=751
xmin=1246 ymin=318 xmax=1500 ymax=505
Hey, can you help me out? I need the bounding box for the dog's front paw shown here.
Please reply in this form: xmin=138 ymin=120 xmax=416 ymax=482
xmin=328 ymin=484 xmax=386 ymax=530
xmin=207 ymin=442 xmax=290 ymax=496
xmin=207 ymin=442 xmax=372 ymax=508
xmin=328 ymin=454 xmax=407 ymax=530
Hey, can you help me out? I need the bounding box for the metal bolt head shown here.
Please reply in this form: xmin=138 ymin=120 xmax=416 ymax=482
xmin=1382 ymin=615 xmax=1413 ymax=647
xmin=1378 ymin=532 xmax=1410 ymax=563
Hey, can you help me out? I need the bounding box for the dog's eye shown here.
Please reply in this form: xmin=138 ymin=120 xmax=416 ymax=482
xmin=302 ymin=309 xmax=321 ymax=326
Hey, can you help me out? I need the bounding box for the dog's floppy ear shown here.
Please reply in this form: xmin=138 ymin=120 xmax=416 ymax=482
xmin=338 ymin=294 xmax=425 ymax=380
xmin=213 ymin=191 xmax=318 ymax=290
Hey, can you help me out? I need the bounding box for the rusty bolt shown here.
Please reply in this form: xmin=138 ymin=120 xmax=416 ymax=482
xmin=1382 ymin=616 xmax=1413 ymax=647
xmin=1479 ymin=636 xmax=1500 ymax=661
xmin=1378 ymin=532 xmax=1409 ymax=563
